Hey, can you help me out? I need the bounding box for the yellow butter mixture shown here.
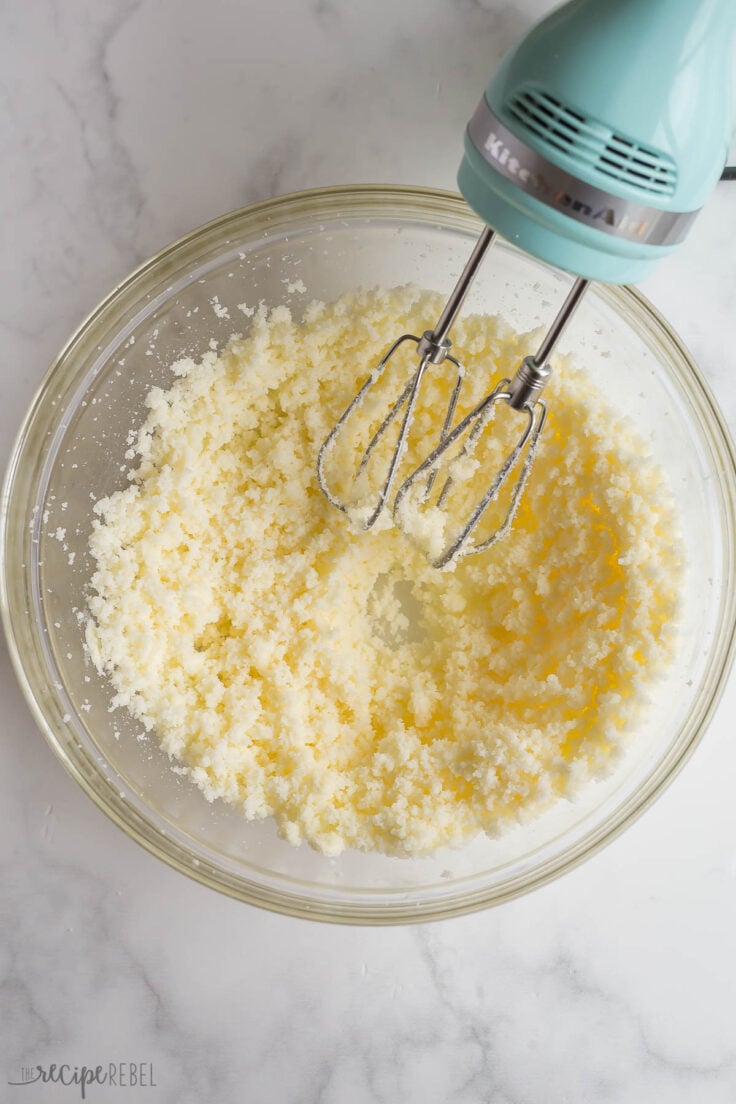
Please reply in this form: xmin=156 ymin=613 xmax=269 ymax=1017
xmin=85 ymin=287 xmax=681 ymax=856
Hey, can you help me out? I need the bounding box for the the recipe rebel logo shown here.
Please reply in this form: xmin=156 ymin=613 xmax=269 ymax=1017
xmin=7 ymin=1062 xmax=157 ymax=1098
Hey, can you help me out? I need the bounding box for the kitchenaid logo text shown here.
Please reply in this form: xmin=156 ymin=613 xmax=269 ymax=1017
xmin=8 ymin=1063 xmax=156 ymax=1099
xmin=481 ymin=130 xmax=651 ymax=238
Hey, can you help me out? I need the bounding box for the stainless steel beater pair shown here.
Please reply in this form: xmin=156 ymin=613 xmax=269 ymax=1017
xmin=317 ymin=226 xmax=588 ymax=567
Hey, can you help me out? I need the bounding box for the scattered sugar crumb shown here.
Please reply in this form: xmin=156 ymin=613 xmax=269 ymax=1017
xmin=210 ymin=296 xmax=230 ymax=320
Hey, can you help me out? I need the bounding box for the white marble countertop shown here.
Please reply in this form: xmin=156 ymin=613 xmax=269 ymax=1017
xmin=2 ymin=1 xmax=736 ymax=1101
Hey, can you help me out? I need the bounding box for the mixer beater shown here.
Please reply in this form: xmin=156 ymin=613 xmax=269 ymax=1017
xmin=317 ymin=227 xmax=497 ymax=532
xmin=317 ymin=0 xmax=735 ymax=565
xmin=394 ymin=274 xmax=589 ymax=568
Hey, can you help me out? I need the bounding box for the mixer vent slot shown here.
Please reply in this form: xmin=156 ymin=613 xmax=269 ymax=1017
xmin=507 ymin=88 xmax=677 ymax=197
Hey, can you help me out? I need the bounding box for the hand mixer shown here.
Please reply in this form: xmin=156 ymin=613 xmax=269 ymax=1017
xmin=317 ymin=0 xmax=735 ymax=568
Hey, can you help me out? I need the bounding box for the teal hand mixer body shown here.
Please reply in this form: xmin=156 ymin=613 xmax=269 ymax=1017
xmin=317 ymin=0 xmax=735 ymax=567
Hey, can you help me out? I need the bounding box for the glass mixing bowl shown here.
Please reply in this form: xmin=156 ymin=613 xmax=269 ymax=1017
xmin=3 ymin=186 xmax=736 ymax=923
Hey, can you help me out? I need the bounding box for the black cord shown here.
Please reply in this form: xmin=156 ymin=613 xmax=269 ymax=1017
xmin=721 ymin=165 xmax=736 ymax=180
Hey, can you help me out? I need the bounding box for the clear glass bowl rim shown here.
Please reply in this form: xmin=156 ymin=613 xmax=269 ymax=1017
xmin=3 ymin=183 xmax=736 ymax=924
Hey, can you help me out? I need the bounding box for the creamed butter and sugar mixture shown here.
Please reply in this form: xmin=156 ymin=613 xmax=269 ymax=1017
xmin=85 ymin=287 xmax=681 ymax=856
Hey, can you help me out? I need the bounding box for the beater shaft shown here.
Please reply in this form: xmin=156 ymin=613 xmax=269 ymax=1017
xmin=419 ymin=227 xmax=496 ymax=361
xmin=532 ymin=277 xmax=589 ymax=375
xmin=507 ymin=276 xmax=590 ymax=410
